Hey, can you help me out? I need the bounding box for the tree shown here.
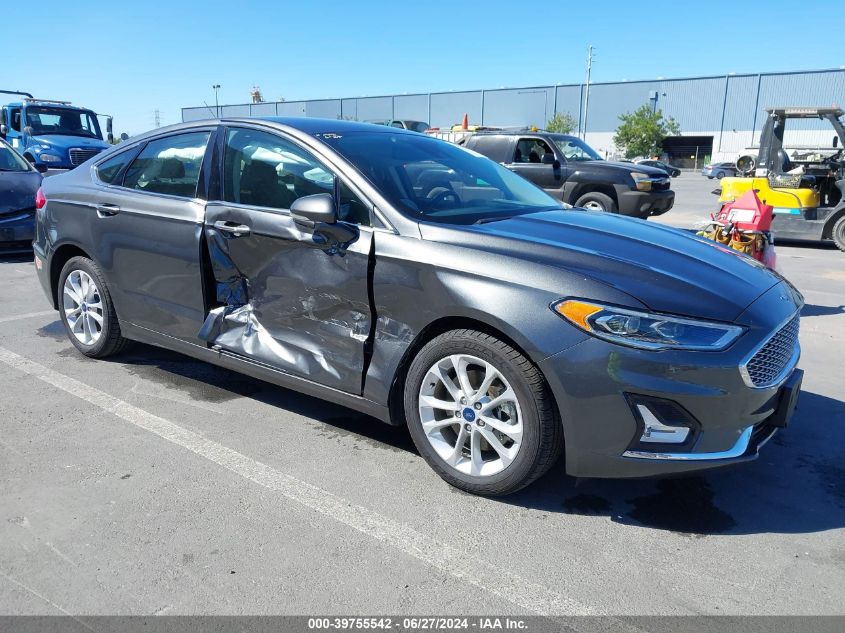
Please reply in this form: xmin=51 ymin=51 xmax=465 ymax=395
xmin=613 ymin=105 xmax=680 ymax=158
xmin=545 ymin=111 xmax=577 ymax=134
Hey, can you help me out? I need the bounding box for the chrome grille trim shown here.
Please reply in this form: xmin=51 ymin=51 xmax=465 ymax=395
xmin=69 ymin=148 xmax=101 ymax=166
xmin=739 ymin=312 xmax=800 ymax=389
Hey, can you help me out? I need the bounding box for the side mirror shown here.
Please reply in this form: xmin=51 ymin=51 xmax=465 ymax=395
xmin=22 ymin=125 xmax=34 ymax=142
xmin=26 ymin=154 xmax=36 ymax=164
xmin=0 ymin=124 xmax=6 ymax=138
xmin=34 ymin=163 xmax=48 ymax=173
xmin=291 ymin=193 xmax=358 ymax=250
xmin=834 ymin=136 xmax=839 ymax=149
xmin=106 ymin=116 xmax=114 ymax=144
xmin=291 ymin=193 xmax=337 ymax=227
xmin=120 ymin=132 xmax=129 ymax=142
xmin=541 ymin=154 xmax=556 ymax=165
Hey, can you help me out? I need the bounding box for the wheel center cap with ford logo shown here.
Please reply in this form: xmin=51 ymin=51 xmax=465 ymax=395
xmin=462 ymin=407 xmax=476 ymax=422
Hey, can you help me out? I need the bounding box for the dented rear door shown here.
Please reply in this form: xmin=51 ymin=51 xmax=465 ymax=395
xmin=199 ymin=126 xmax=373 ymax=395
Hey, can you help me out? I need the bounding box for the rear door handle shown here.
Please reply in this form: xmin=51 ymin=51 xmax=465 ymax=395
xmin=213 ymin=220 xmax=251 ymax=237
xmin=96 ymin=203 xmax=120 ymax=217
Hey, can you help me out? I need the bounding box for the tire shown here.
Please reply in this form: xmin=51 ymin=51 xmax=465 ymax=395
xmin=574 ymin=191 xmax=617 ymax=213
xmin=716 ymin=171 xmax=725 ymax=179
xmin=832 ymin=215 xmax=845 ymax=252
xmin=403 ymin=329 xmax=563 ymax=496
xmin=58 ymin=256 xmax=129 ymax=358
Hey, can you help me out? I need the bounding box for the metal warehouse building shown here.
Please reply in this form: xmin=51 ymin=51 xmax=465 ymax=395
xmin=183 ymin=67 xmax=845 ymax=165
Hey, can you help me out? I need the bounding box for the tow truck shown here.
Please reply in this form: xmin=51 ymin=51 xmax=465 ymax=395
xmin=0 ymin=89 xmax=113 ymax=171
xmin=719 ymin=106 xmax=845 ymax=251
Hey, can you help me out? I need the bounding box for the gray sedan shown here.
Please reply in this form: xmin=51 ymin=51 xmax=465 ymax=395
xmin=33 ymin=118 xmax=803 ymax=495
xmin=702 ymin=162 xmax=738 ymax=179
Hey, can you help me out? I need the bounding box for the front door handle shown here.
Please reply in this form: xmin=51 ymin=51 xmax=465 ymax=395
xmin=96 ymin=203 xmax=120 ymax=217
xmin=213 ymin=220 xmax=251 ymax=237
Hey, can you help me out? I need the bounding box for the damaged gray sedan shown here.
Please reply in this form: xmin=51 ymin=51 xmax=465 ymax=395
xmin=34 ymin=118 xmax=803 ymax=495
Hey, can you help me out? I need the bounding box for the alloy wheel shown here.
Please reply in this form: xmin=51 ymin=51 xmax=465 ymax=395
xmin=582 ymin=200 xmax=605 ymax=211
xmin=62 ymin=269 xmax=104 ymax=346
xmin=418 ymin=354 xmax=523 ymax=477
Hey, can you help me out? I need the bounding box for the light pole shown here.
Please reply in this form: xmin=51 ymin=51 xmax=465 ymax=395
xmin=581 ymin=45 xmax=593 ymax=141
xmin=212 ymin=84 xmax=221 ymax=117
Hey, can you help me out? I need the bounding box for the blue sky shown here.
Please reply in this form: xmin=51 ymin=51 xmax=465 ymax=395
xmin=8 ymin=0 xmax=843 ymax=135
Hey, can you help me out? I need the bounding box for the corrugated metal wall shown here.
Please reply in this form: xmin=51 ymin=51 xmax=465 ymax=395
xmin=182 ymin=69 xmax=845 ymax=147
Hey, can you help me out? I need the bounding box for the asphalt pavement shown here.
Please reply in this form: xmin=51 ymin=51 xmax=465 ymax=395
xmin=1 ymin=176 xmax=844 ymax=617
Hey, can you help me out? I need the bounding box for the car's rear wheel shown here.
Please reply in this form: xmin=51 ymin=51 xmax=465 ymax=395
xmin=716 ymin=171 xmax=726 ymax=179
xmin=58 ymin=256 xmax=129 ymax=358
xmin=404 ymin=329 xmax=563 ymax=496
xmin=832 ymin=215 xmax=845 ymax=252
xmin=575 ymin=191 xmax=617 ymax=213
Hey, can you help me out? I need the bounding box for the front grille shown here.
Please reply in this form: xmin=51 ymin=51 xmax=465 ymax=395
xmin=742 ymin=314 xmax=800 ymax=388
xmin=69 ymin=148 xmax=101 ymax=166
xmin=652 ymin=178 xmax=671 ymax=191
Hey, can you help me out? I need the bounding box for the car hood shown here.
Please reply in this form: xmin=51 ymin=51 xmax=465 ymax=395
xmin=421 ymin=210 xmax=782 ymax=322
xmin=598 ymin=161 xmax=668 ymax=176
xmin=0 ymin=170 xmax=42 ymax=214
xmin=31 ymin=135 xmax=109 ymax=150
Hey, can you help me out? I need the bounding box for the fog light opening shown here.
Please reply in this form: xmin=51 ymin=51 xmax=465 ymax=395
xmin=636 ymin=404 xmax=690 ymax=444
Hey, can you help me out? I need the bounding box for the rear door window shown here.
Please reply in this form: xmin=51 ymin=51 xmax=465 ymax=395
xmin=466 ymin=135 xmax=511 ymax=163
xmin=123 ymin=131 xmax=211 ymax=198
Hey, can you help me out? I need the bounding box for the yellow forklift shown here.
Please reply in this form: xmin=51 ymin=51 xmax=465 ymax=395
xmin=719 ymin=107 xmax=845 ymax=251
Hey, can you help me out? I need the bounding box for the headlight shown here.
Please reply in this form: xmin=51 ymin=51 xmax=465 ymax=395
xmin=39 ymin=153 xmax=61 ymax=163
xmin=630 ymin=171 xmax=653 ymax=191
xmin=552 ymin=299 xmax=744 ymax=351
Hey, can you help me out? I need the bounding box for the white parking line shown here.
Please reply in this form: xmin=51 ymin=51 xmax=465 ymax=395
xmin=0 ymin=310 xmax=56 ymax=325
xmin=0 ymin=346 xmax=598 ymax=617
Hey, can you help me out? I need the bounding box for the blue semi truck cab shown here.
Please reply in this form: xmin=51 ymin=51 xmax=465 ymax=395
xmin=0 ymin=90 xmax=112 ymax=170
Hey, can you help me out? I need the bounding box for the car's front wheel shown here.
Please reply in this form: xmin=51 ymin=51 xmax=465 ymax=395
xmin=58 ymin=256 xmax=129 ymax=358
xmin=404 ymin=329 xmax=563 ymax=496
xmin=574 ymin=191 xmax=617 ymax=212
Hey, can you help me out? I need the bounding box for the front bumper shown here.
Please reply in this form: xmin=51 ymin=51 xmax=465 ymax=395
xmin=615 ymin=188 xmax=675 ymax=218
xmin=539 ymin=281 xmax=801 ymax=478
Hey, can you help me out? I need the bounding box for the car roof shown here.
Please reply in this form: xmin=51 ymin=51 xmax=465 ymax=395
xmin=135 ymin=117 xmax=421 ymax=139
xmin=472 ymin=130 xmax=575 ymax=138
xmin=252 ymin=116 xmax=417 ymax=135
xmin=110 ymin=117 xmax=422 ymax=150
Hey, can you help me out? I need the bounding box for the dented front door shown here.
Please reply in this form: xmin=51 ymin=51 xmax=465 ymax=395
xmin=201 ymin=202 xmax=373 ymax=394
xmin=199 ymin=126 xmax=373 ymax=395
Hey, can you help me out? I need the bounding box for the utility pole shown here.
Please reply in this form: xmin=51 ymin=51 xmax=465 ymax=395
xmin=581 ymin=45 xmax=594 ymax=141
xmin=212 ymin=84 xmax=221 ymax=117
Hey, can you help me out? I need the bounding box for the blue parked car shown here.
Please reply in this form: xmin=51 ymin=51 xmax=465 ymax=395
xmin=0 ymin=137 xmax=43 ymax=252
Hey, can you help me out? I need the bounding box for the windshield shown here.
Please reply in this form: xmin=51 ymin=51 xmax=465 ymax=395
xmin=319 ymin=131 xmax=562 ymax=225
xmin=0 ymin=141 xmax=32 ymax=172
xmin=549 ymin=135 xmax=602 ymax=161
xmin=24 ymin=106 xmax=102 ymax=139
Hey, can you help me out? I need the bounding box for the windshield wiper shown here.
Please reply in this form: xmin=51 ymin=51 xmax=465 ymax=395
xmin=474 ymin=216 xmax=515 ymax=225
